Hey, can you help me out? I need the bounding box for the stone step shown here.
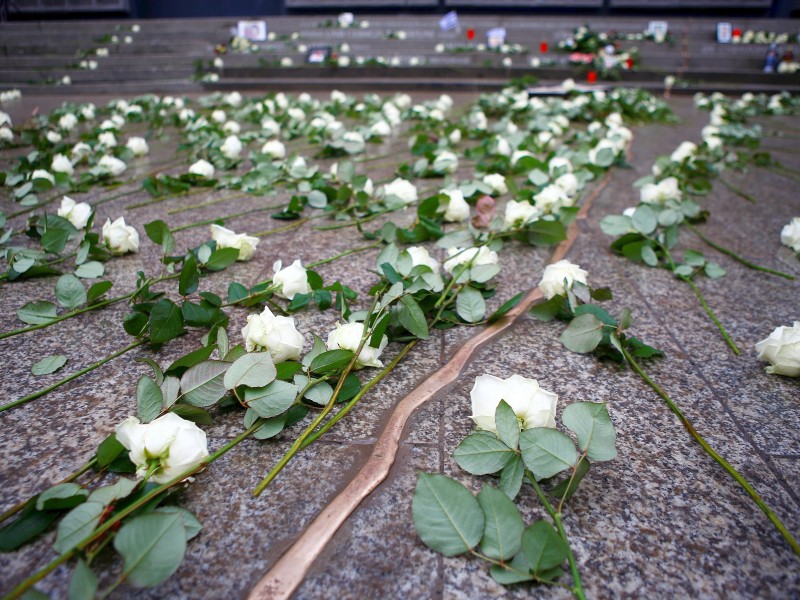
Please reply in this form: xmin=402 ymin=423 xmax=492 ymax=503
xmin=0 ymin=66 xmax=195 ymax=84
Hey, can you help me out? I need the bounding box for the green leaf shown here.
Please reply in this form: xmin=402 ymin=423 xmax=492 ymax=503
xmin=599 ymin=214 xmax=632 ymax=236
xmin=31 ymin=354 xmax=67 ymax=376
xmin=169 ymin=404 xmax=213 ymax=425
xmin=244 ymin=380 xmax=299 ymax=418
xmin=307 ymin=189 xmax=328 ymax=208
xmin=521 ymin=520 xmax=569 ymax=574
xmin=528 ymin=296 xmax=565 ymax=322
xmin=17 ymin=300 xmax=57 ymax=325
xmin=494 ymin=400 xmax=519 ymax=450
xmin=453 ymin=433 xmax=515 ymax=475
xmin=562 ymin=402 xmax=617 ymax=461
xmin=87 ymin=478 xmax=137 ymax=505
xmin=489 ymin=552 xmax=536 ymax=584
xmin=223 ymin=352 xmax=277 ymax=390
xmin=161 ymin=376 xmax=181 ymax=409
xmin=519 ymin=428 xmax=577 ymax=480
xmin=86 ymin=281 xmax=113 ymax=304
xmin=165 ymin=345 xmax=216 ymax=376
xmin=640 ymin=245 xmax=658 ymax=267
xmin=41 ymin=227 xmax=70 ymax=254
xmin=559 ymin=313 xmax=604 ymax=353
xmin=149 ymin=299 xmax=184 ymax=345
xmin=499 ymin=455 xmax=525 ymax=500
xmin=113 ymin=511 xmax=187 ymax=587
xmin=631 ymin=205 xmax=657 ymax=235
xmin=136 ymin=375 xmax=163 ymax=423
xmin=488 ymin=292 xmax=523 ymax=322
xmin=477 ymin=485 xmax=524 ymax=561
xmin=398 ymin=295 xmax=429 ymax=339
xmin=205 ymin=247 xmax=239 ymax=271
xmin=704 ymin=262 xmax=726 ymax=279
xmin=673 ymin=264 xmax=694 ymax=278
xmin=227 ymin=282 xmax=249 ymax=303
xmin=525 ymin=220 xmax=566 ymax=246
xmin=179 ymin=360 xmax=230 ymax=407
xmin=619 ymin=307 xmax=633 ymax=331
xmin=153 ymin=507 xmax=202 ymax=541
xmin=96 ymin=434 xmax=125 ymax=467
xmin=53 ymin=501 xmax=105 ymax=554
xmin=179 ymin=255 xmax=199 ymax=296
xmin=144 ymin=220 xmax=175 ymax=255
xmin=55 ymin=274 xmax=87 ymax=310
xmin=244 ymin=409 xmax=287 ymax=440
xmin=74 ymin=261 xmax=104 ymax=279
xmin=548 ymin=456 xmax=590 ymax=502
xmin=0 ymin=505 xmax=60 ymax=552
xmin=301 ymin=334 xmax=326 ymax=367
xmin=456 ymin=286 xmax=486 ymax=323
xmin=68 ymin=558 xmax=97 ymax=600
xmin=412 ymin=473 xmax=484 ymax=556
xmin=36 ymin=483 xmax=88 ymax=511
xmin=309 ymin=349 xmax=354 ymax=374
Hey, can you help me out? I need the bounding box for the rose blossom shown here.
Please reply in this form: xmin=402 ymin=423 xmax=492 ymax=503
xmin=189 ymin=159 xmax=215 ymax=178
xmin=406 ymin=246 xmax=441 ymax=274
xmin=102 ymin=216 xmax=139 ymax=254
xmin=57 ymin=196 xmax=92 ymax=229
xmin=443 ymin=246 xmax=499 ymax=274
xmin=98 ymin=155 xmax=126 ymax=176
xmin=432 ymin=150 xmax=458 ymax=174
xmin=504 ymin=200 xmax=541 ymax=228
xmin=780 ymin=217 xmax=800 ymax=252
xmin=539 ymin=259 xmax=588 ymax=299
xmin=326 ymin=322 xmax=388 ymax=369
xmin=755 ymin=322 xmax=800 ymax=377
xmin=115 ymin=413 xmax=209 ymax=484
xmin=470 ymin=374 xmax=558 ymax=433
xmin=220 ymin=135 xmax=243 ymax=160
xmin=210 ymin=224 xmax=259 ymax=261
xmin=261 ymin=139 xmax=286 ymax=159
xmin=126 ymin=136 xmax=149 ymax=156
xmin=382 ymin=178 xmax=418 ymax=205
xmin=482 ymin=173 xmax=508 ymax=196
xmin=241 ymin=306 xmax=305 ymax=362
xmin=441 ymin=189 xmax=470 ymax=222
xmin=272 ymin=259 xmax=312 ymax=300
xmin=51 ymin=154 xmax=74 ymax=175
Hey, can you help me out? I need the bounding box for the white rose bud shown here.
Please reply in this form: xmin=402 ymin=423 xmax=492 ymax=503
xmin=406 ymin=246 xmax=440 ymax=274
xmin=382 ymin=177 xmax=418 ymax=205
xmin=441 ymin=189 xmax=471 ymax=222
xmin=241 ymin=306 xmax=305 ymax=362
xmin=220 ymin=135 xmax=243 ymax=160
xmin=470 ymin=374 xmax=558 ymax=433
xmin=211 ymin=109 xmax=226 ymax=124
xmin=223 ymin=120 xmax=241 ymax=134
xmin=482 ymin=173 xmax=508 ymax=196
xmin=432 ymin=150 xmax=458 ymax=174
xmin=534 ymin=184 xmax=570 ymax=214
xmin=0 ymin=126 xmax=12 ymax=142
xmin=115 ymin=413 xmax=209 ymax=484
xmin=555 ymin=172 xmax=579 ymax=197
xmin=640 ymin=176 xmax=681 ymax=205
xmin=71 ymin=142 xmax=91 ymax=160
xmin=342 ymin=131 xmax=365 ymax=154
xmin=189 ymin=159 xmax=215 ymax=178
xmin=58 ymin=113 xmax=77 ymax=131
xmin=31 ymin=169 xmax=55 ymax=185
xmin=670 ymin=141 xmax=697 ymax=163
xmin=46 ymin=131 xmax=62 ymax=144
xmin=548 ymin=157 xmax=573 ymax=177
xmin=261 ymin=139 xmax=286 ymax=159
xmin=57 ymin=196 xmax=92 ymax=229
xmin=272 ymin=259 xmax=312 ymax=300
xmin=370 ymin=120 xmax=392 ymax=137
xmin=102 ymin=216 xmax=139 ymax=254
xmin=98 ymin=155 xmax=127 ymax=176
xmin=98 ymin=131 xmax=117 ymax=148
xmin=538 ymin=259 xmax=589 ymax=299
xmin=326 ymin=322 xmax=388 ymax=369
xmin=755 ymin=322 xmax=800 ymax=377
xmin=444 ymin=246 xmax=499 ymax=274
xmin=210 ymin=224 xmax=259 ymax=261
xmin=504 ymin=200 xmax=541 ymax=229
xmin=448 ymin=128 xmax=462 ymax=145
xmin=588 ymin=139 xmax=618 ymax=165
xmin=780 ymin=217 xmax=800 ymax=252
xmin=261 ymin=117 xmax=280 ymax=137
xmin=126 ymin=136 xmax=149 ymax=156
xmin=51 ymin=154 xmax=74 ymax=175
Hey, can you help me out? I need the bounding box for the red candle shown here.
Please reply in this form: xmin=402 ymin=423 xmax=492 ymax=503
xmin=587 ymin=70 xmax=597 ymax=83
xmin=732 ymin=28 xmax=742 ymax=37
xmin=625 ymin=57 xmax=634 ymax=69
xmin=467 ymin=28 xmax=475 ymax=41
xmin=539 ymin=41 xmax=549 ymax=53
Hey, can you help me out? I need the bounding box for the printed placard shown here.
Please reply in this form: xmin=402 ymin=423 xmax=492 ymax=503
xmin=487 ymin=27 xmax=506 ymax=49
xmin=306 ymin=46 xmax=332 ymax=64
xmin=717 ymin=22 xmax=732 ymax=44
xmin=237 ymin=20 xmax=267 ymax=42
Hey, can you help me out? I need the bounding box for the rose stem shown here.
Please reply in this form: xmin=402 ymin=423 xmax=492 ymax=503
xmin=125 ymin=186 xmax=206 ymax=211
xmin=525 ymin=469 xmax=587 ymax=600
xmin=621 ymin=346 xmax=800 ymax=557
xmin=0 ymin=459 xmax=97 ymax=524
xmin=0 ymin=339 xmax=146 ymax=413
xmin=717 ymin=177 xmax=757 ymax=203
xmin=686 ymin=223 xmax=795 ymax=280
xmin=165 ymin=191 xmax=251 ymax=215
xmin=169 ymin=202 xmax=286 ymax=232
xmin=5 ymin=420 xmax=265 ymax=600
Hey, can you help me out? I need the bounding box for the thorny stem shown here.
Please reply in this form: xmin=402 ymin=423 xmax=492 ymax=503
xmin=621 ymin=347 xmax=800 ymax=558
xmin=717 ymin=176 xmax=756 ymax=203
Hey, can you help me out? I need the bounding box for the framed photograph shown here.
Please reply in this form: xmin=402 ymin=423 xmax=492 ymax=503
xmin=717 ymin=22 xmax=732 ymax=44
xmin=648 ymin=20 xmax=668 ymax=41
xmin=487 ymin=27 xmax=506 ymax=50
xmin=237 ymin=20 xmax=267 ymax=42
xmin=306 ymin=46 xmax=332 ymax=64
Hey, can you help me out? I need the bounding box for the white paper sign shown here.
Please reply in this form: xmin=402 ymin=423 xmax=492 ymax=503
xmin=487 ymin=27 xmax=506 ymax=49
xmin=237 ymin=20 xmax=267 ymax=42
xmin=717 ymin=22 xmax=732 ymax=44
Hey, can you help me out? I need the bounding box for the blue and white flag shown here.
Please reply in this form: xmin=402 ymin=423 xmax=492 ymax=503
xmin=439 ymin=11 xmax=459 ymax=32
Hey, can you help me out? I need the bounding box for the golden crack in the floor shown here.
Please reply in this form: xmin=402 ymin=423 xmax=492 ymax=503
xmin=248 ymin=170 xmax=612 ymax=600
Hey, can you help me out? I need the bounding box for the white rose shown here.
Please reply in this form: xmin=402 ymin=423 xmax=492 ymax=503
xmin=242 ymin=307 xmax=305 ymax=362
xmin=189 ymin=159 xmax=215 ymax=178
xmin=223 ymin=120 xmax=241 ymax=134
xmin=342 ymin=131 xmax=365 ymax=154
xmin=504 ymin=200 xmax=541 ymax=228
xmin=755 ymin=322 xmax=800 ymax=377
xmin=534 ymin=184 xmax=570 ymax=214
xmin=370 ymin=120 xmax=392 ymax=137
xmin=326 ymin=322 xmax=387 ymax=369
xmin=589 ymin=139 xmax=618 ymax=165
xmin=780 ymin=217 xmax=800 ymax=252
xmin=432 ymin=150 xmax=458 ymax=174
xmin=98 ymin=131 xmax=117 ymax=147
xmin=58 ymin=113 xmax=77 ymax=131
xmin=670 ymin=141 xmax=697 ymax=163
xmin=273 ymin=259 xmax=312 ymax=300
xmin=220 ymin=135 xmax=243 ymax=160
xmin=470 ymin=374 xmax=557 ymax=433
xmin=444 ymin=246 xmax=499 ymax=273
xmin=494 ymin=137 xmax=512 ymax=157
xmin=640 ymin=176 xmax=681 ymax=205
xmin=511 ymin=150 xmax=534 ymax=166
xmin=115 ymin=413 xmax=209 ymax=484
xmin=51 ymin=154 xmax=74 ymax=175
xmin=441 ymin=189 xmax=470 ymax=222
xmin=211 ymin=109 xmax=226 ymax=123
xmin=0 ymin=111 xmax=11 ymax=127
xmin=261 ymin=117 xmax=280 ymax=137
xmin=210 ymin=224 xmax=259 ymax=261
xmin=98 ymin=155 xmax=126 ymax=176
xmin=483 ymin=173 xmax=508 ymax=196
xmin=0 ymin=126 xmax=12 ymax=142
xmin=261 ymin=139 xmax=286 ymax=159
xmin=57 ymin=196 xmax=92 ymax=229
xmin=46 ymin=131 xmax=62 ymax=144
xmin=548 ymin=157 xmax=573 ymax=177
xmin=382 ymin=178 xmax=418 ymax=205
xmin=538 ymin=259 xmax=589 ymax=299
xmin=31 ymin=169 xmax=55 ymax=185
xmin=224 ymin=91 xmax=242 ymax=107
xmin=468 ymin=111 xmax=488 ymax=131
xmin=102 ymin=216 xmax=139 ymax=254
xmin=406 ymin=246 xmax=440 ymax=274
xmin=562 ymin=78 xmax=576 ymax=92
xmin=287 ymin=107 xmax=305 ymax=122
xmin=448 ymin=128 xmax=462 ymax=145
xmin=71 ymin=142 xmax=91 ymax=160
xmin=554 ymin=172 xmax=579 ymax=197
xmin=126 ymin=136 xmax=149 ymax=156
